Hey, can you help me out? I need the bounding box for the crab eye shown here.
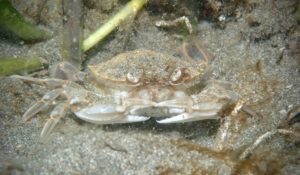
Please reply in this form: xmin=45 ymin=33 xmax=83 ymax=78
xmin=170 ymin=68 xmax=191 ymax=83
xmin=126 ymin=69 xmax=143 ymax=84
xmin=171 ymin=68 xmax=182 ymax=82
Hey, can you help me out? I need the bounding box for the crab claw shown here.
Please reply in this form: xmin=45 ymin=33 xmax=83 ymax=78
xmin=155 ymin=81 xmax=238 ymax=124
xmin=156 ymin=102 xmax=222 ymax=123
xmin=74 ymin=104 xmax=150 ymax=124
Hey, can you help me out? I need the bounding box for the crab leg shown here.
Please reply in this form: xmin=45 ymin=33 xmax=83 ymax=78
xmin=40 ymin=103 xmax=68 ymax=138
xmin=83 ymin=115 xmax=149 ymax=125
xmin=156 ymin=111 xmax=219 ymax=123
xmin=22 ymin=88 xmax=63 ymax=121
xmin=155 ymin=82 xmax=237 ymax=123
xmin=156 ymin=101 xmax=223 ymax=123
xmin=12 ymin=75 xmax=68 ymax=89
xmin=74 ymin=98 xmax=155 ymax=124
xmin=74 ymin=104 xmax=150 ymax=124
xmin=51 ymin=62 xmax=87 ymax=82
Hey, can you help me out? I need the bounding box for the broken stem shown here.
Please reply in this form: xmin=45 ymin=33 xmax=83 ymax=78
xmin=239 ymin=129 xmax=296 ymax=160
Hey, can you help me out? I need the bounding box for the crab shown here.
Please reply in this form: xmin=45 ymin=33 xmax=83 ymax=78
xmin=12 ymin=43 xmax=238 ymax=137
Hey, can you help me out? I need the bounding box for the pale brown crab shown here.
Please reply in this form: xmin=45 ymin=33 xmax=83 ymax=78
xmin=12 ymin=43 xmax=238 ymax=137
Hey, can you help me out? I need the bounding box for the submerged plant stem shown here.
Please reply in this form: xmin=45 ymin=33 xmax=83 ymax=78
xmin=0 ymin=0 xmax=50 ymax=41
xmin=62 ymin=0 xmax=83 ymax=68
xmin=0 ymin=57 xmax=46 ymax=76
xmin=83 ymin=0 xmax=148 ymax=52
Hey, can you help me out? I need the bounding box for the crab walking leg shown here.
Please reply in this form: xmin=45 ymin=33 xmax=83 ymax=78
xmin=23 ymin=88 xmax=63 ymax=121
xmin=51 ymin=62 xmax=87 ymax=82
xmin=40 ymin=103 xmax=68 ymax=138
xmin=11 ymin=75 xmax=68 ymax=88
